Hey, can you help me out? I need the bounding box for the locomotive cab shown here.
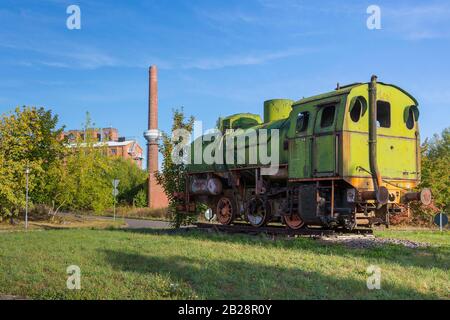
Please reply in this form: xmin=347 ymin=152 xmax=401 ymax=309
xmin=285 ymin=77 xmax=430 ymax=228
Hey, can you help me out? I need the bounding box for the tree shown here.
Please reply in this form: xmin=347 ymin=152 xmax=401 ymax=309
xmin=420 ymin=127 xmax=450 ymax=212
xmin=108 ymin=157 xmax=148 ymax=206
xmin=51 ymin=112 xmax=113 ymax=213
xmin=0 ymin=106 xmax=64 ymax=220
xmin=155 ymin=108 xmax=196 ymax=228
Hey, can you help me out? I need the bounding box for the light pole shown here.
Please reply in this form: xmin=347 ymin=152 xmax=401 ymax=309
xmin=25 ymin=167 xmax=30 ymax=230
xmin=112 ymin=179 xmax=120 ymax=221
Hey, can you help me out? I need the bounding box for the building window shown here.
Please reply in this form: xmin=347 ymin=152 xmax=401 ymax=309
xmin=320 ymin=105 xmax=335 ymax=128
xmin=377 ymin=101 xmax=391 ymax=128
xmin=296 ymin=112 xmax=309 ymax=133
xmin=97 ymin=133 xmax=102 ymax=141
xmin=111 ymin=148 xmax=117 ymax=156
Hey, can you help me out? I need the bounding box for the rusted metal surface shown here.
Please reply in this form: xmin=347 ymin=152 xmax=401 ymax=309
xmin=246 ymin=197 xmax=270 ymax=227
xmin=368 ymin=75 xmax=383 ymax=191
xmin=283 ymin=214 xmax=305 ymax=230
xmin=190 ymin=177 xmax=223 ymax=195
xmin=216 ymin=197 xmax=235 ymax=225
xmin=360 ymin=186 xmax=389 ymax=204
xmin=402 ymin=188 xmax=432 ymax=205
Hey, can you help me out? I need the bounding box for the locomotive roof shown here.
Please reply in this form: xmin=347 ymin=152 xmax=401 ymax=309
xmin=292 ymin=82 xmax=418 ymax=107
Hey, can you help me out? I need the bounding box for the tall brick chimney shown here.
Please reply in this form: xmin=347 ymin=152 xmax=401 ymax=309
xmin=143 ymin=65 xmax=168 ymax=209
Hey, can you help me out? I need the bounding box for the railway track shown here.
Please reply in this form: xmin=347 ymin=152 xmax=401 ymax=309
xmin=195 ymin=222 xmax=373 ymax=237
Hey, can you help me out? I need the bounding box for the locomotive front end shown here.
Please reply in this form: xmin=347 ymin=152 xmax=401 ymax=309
xmin=343 ymin=76 xmax=432 ymax=226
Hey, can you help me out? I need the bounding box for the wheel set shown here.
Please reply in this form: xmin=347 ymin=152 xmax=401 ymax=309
xmin=214 ymin=196 xmax=304 ymax=230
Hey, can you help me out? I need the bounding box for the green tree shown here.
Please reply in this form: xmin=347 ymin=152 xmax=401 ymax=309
xmin=0 ymin=106 xmax=64 ymax=220
xmin=56 ymin=113 xmax=112 ymax=213
xmin=420 ymin=127 xmax=450 ymax=212
xmin=109 ymin=157 xmax=148 ymax=206
xmin=155 ymin=108 xmax=195 ymax=228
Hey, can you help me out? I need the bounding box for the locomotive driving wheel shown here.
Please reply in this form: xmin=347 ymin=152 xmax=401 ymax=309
xmin=284 ymin=213 xmax=305 ymax=230
xmin=246 ymin=198 xmax=270 ymax=228
xmin=216 ymin=196 xmax=236 ymax=225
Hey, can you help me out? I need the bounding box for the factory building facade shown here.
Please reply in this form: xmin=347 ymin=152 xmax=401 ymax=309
xmin=61 ymin=128 xmax=144 ymax=168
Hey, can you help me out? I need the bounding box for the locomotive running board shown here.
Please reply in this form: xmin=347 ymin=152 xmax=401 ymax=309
xmin=194 ymin=222 xmax=373 ymax=237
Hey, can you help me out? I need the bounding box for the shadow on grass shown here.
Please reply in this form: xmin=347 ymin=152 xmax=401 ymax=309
xmin=106 ymin=227 xmax=450 ymax=272
xmin=100 ymin=248 xmax=441 ymax=300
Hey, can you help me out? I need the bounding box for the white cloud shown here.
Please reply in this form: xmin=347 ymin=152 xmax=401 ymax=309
xmin=180 ymin=48 xmax=313 ymax=70
xmin=385 ymin=3 xmax=450 ymax=40
xmin=0 ymin=40 xmax=119 ymax=70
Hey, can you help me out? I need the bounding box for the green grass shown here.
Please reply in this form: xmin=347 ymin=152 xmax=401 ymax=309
xmin=0 ymin=228 xmax=448 ymax=300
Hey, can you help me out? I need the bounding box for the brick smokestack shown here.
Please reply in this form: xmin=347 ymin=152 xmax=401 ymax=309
xmin=143 ymin=65 xmax=169 ymax=209
xmin=147 ymin=65 xmax=159 ymax=208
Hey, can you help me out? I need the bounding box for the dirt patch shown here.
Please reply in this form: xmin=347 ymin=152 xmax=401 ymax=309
xmin=0 ymin=294 xmax=28 ymax=300
xmin=319 ymin=235 xmax=430 ymax=249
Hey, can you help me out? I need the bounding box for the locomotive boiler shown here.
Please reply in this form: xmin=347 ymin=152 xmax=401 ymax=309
xmin=182 ymin=76 xmax=432 ymax=230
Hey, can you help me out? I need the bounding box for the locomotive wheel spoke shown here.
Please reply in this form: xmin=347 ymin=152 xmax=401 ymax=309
xmin=216 ymin=197 xmax=235 ymax=225
xmin=246 ymin=198 xmax=270 ymax=228
xmin=284 ymin=213 xmax=305 ymax=230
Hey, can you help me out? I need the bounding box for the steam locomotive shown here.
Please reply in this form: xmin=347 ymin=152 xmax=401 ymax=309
xmin=181 ymin=76 xmax=431 ymax=230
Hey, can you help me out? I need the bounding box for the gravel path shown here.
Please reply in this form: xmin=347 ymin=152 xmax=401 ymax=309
xmin=319 ymin=235 xmax=430 ymax=249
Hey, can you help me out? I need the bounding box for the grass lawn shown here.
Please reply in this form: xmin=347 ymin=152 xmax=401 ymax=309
xmin=0 ymin=227 xmax=448 ymax=300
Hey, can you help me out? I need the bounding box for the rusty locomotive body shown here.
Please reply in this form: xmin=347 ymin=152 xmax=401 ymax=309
xmin=181 ymin=76 xmax=431 ymax=230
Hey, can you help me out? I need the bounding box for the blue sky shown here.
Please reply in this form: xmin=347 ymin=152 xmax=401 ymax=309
xmin=1 ymin=0 xmax=449 ymax=163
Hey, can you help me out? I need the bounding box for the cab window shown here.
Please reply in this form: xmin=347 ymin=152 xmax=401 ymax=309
xmin=350 ymin=97 xmax=366 ymax=123
xmin=320 ymin=105 xmax=335 ymax=128
xmin=406 ymin=108 xmax=415 ymax=130
xmin=377 ymin=101 xmax=391 ymax=128
xmin=296 ymin=112 xmax=309 ymax=133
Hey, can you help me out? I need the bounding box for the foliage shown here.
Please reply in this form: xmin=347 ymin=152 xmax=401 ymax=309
xmin=406 ymin=127 xmax=450 ymax=224
xmin=109 ymin=157 xmax=148 ymax=206
xmin=0 ymin=106 xmax=64 ymax=220
xmin=155 ymin=108 xmax=196 ymax=228
xmin=0 ymin=108 xmax=148 ymax=219
xmin=39 ymin=112 xmax=112 ymax=213
xmin=133 ymin=188 xmax=148 ymax=208
xmin=420 ymin=127 xmax=450 ymax=212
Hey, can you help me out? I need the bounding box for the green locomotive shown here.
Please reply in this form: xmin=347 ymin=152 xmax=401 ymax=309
xmin=183 ymin=76 xmax=431 ymax=229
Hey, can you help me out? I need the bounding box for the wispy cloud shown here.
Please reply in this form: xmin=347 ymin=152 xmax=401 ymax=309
xmin=195 ymin=7 xmax=258 ymax=25
xmin=180 ymin=48 xmax=313 ymax=70
xmin=385 ymin=3 xmax=450 ymax=40
xmin=0 ymin=40 xmax=119 ymax=69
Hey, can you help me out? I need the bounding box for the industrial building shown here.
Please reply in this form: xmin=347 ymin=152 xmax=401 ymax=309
xmin=61 ymin=128 xmax=144 ymax=168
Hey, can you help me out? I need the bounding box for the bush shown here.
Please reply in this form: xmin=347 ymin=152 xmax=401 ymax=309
xmin=133 ymin=189 xmax=148 ymax=208
xmin=410 ymin=127 xmax=450 ymax=224
xmin=155 ymin=108 xmax=197 ymax=228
